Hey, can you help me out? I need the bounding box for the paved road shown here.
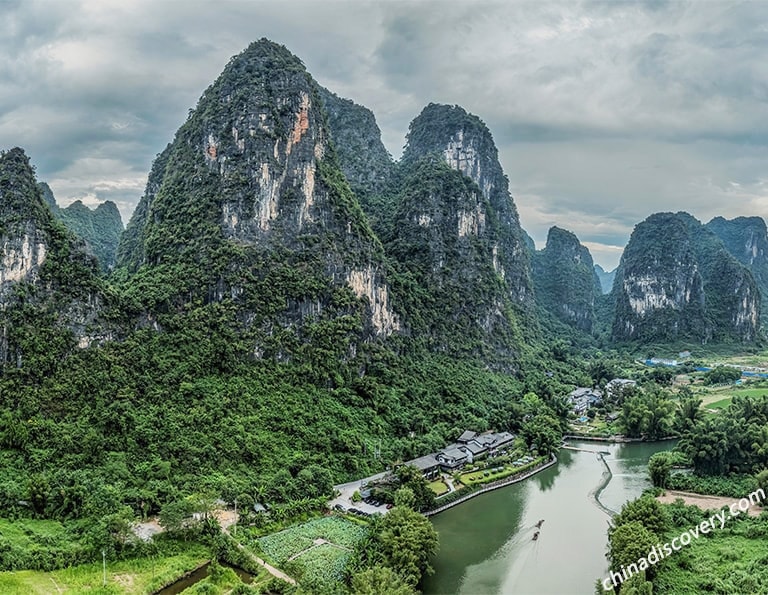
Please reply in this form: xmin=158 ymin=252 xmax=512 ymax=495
xmin=329 ymin=470 xmax=391 ymax=515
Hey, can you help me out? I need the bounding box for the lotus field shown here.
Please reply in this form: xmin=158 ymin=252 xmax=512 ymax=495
xmin=257 ymin=516 xmax=368 ymax=585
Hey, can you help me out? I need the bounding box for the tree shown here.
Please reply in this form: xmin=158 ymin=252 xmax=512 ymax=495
xmin=611 ymin=496 xmax=669 ymax=538
xmin=756 ymin=469 xmax=768 ymax=502
xmin=642 ymin=389 xmax=676 ymax=440
xmin=394 ymin=487 xmax=416 ymax=509
xmin=704 ymin=366 xmax=741 ymax=385
xmin=607 ymin=522 xmax=658 ymax=579
xmin=619 ymin=572 xmax=653 ymax=595
xmin=378 ymin=506 xmax=439 ymax=587
xmin=648 ymin=452 xmax=672 ymax=489
xmin=678 ymin=417 xmax=730 ymax=475
xmin=351 ymin=566 xmax=414 ymax=595
xmin=620 ymin=389 xmax=675 ymax=440
xmin=589 ymin=360 xmax=620 ymax=387
xmin=674 ymin=394 xmax=703 ymax=433
xmin=645 ymin=366 xmax=674 ymax=386
xmin=394 ymin=465 xmax=434 ymax=512
xmin=159 ymin=499 xmax=194 ymax=536
xmin=520 ymin=413 xmax=562 ymax=456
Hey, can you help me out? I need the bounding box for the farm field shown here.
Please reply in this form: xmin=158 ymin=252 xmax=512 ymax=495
xmin=255 ymin=516 xmax=367 ymax=587
xmin=704 ymin=397 xmax=733 ymax=412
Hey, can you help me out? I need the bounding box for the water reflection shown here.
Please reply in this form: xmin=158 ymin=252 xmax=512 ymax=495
xmin=423 ymin=440 xmax=674 ymax=595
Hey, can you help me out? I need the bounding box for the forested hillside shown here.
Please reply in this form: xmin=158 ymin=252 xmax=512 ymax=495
xmin=0 ymin=41 xmax=585 ymax=542
xmin=39 ymin=182 xmax=124 ymax=272
xmin=532 ymin=226 xmax=602 ymax=333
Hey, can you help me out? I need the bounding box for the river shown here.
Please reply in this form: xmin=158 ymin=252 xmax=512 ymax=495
xmin=422 ymin=440 xmax=675 ymax=595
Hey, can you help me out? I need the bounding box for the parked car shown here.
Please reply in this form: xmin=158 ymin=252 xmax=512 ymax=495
xmin=386 ymin=503 xmax=394 ymax=509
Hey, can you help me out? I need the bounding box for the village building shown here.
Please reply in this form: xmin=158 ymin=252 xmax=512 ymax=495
xmin=567 ymin=387 xmax=603 ymax=414
xmin=402 ymin=430 xmax=517 ymax=477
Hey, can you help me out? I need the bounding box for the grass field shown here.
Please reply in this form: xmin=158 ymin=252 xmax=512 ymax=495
xmin=459 ymin=458 xmax=544 ymax=486
xmin=0 ymin=518 xmax=71 ymax=548
xmin=428 ymin=480 xmax=449 ymax=496
xmin=704 ymin=397 xmax=733 ymax=411
xmin=0 ymin=542 xmax=209 ymax=594
xmin=693 ymin=383 xmax=768 ymax=411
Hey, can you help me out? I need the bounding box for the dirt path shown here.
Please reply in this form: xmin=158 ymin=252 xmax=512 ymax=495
xmin=133 ymin=511 xmax=297 ymax=586
xmin=657 ymin=490 xmax=762 ymax=517
xmin=222 ymin=524 xmax=297 ymax=586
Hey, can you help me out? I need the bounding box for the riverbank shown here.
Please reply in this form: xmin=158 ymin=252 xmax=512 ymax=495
xmin=0 ymin=542 xmax=210 ymax=594
xmin=563 ymin=434 xmax=679 ymax=443
xmin=425 ymin=455 xmax=557 ymax=517
xmin=423 ymin=440 xmax=676 ymax=594
xmin=657 ymin=489 xmax=763 ymax=517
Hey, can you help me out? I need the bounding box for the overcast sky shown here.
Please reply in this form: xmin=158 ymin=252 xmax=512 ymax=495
xmin=2 ymin=0 xmax=767 ymax=269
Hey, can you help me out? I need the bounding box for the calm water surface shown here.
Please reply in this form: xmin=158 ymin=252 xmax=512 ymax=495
xmin=422 ymin=440 xmax=675 ymax=595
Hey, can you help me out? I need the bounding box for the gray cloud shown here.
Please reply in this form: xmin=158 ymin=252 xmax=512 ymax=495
xmin=0 ymin=0 xmax=766 ymax=269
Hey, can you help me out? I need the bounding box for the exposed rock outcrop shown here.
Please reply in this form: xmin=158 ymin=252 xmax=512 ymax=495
xmin=0 ymin=148 xmax=112 ymax=365
xmin=612 ymin=212 xmax=759 ymax=343
xmin=401 ymin=104 xmax=536 ymax=326
xmin=707 ymin=216 xmax=768 ymax=320
xmin=115 ymin=40 xmax=399 ymax=358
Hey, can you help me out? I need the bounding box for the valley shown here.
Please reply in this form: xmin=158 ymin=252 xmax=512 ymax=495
xmin=0 ymin=35 xmax=767 ymax=595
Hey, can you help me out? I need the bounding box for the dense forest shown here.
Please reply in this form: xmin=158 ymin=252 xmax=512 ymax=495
xmin=2 ymin=37 xmax=768 ymax=593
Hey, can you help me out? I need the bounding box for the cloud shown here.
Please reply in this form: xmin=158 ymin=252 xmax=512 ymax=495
xmin=0 ymin=0 xmax=765 ymax=269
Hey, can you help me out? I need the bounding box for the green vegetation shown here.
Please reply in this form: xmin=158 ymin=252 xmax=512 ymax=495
xmin=458 ymin=457 xmax=545 ymax=487
xmin=0 ymin=539 xmax=208 ymax=594
xmin=427 ymin=480 xmax=448 ymax=496
xmin=666 ymin=474 xmax=759 ymax=498
xmin=532 ymin=226 xmax=602 ymax=333
xmin=704 ymin=397 xmax=732 ymax=411
xmin=703 ymin=366 xmax=742 ymax=385
xmin=605 ymin=496 xmax=670 ymax=593
xmin=40 ymin=182 xmax=124 ymax=273
xmin=256 ymin=517 xmax=367 ymax=564
xmin=12 ymin=35 xmax=768 ymax=595
xmin=611 ymin=212 xmax=761 ymax=344
xmin=648 ymin=452 xmax=673 ymax=489
xmin=677 ymin=394 xmax=768 ymax=475
xmin=618 ymin=386 xmax=676 ymax=440
xmin=637 ymin=500 xmax=768 ymax=594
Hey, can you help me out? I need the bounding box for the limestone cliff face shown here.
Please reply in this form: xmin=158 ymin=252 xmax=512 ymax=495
xmin=0 ymin=148 xmax=110 ymax=365
xmin=533 ymin=227 xmax=601 ymax=332
xmin=707 ymin=216 xmax=768 ymax=318
xmin=385 ymin=155 xmax=523 ymax=363
xmin=116 ymin=40 xmax=398 ymax=354
xmin=612 ymin=212 xmax=759 ymax=343
xmin=400 ymin=104 xmax=535 ymax=323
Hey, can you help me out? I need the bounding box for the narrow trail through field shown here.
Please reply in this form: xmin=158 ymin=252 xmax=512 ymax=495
xmin=286 ymin=537 xmax=351 ymax=562
xmin=222 ymin=524 xmax=297 ymax=586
